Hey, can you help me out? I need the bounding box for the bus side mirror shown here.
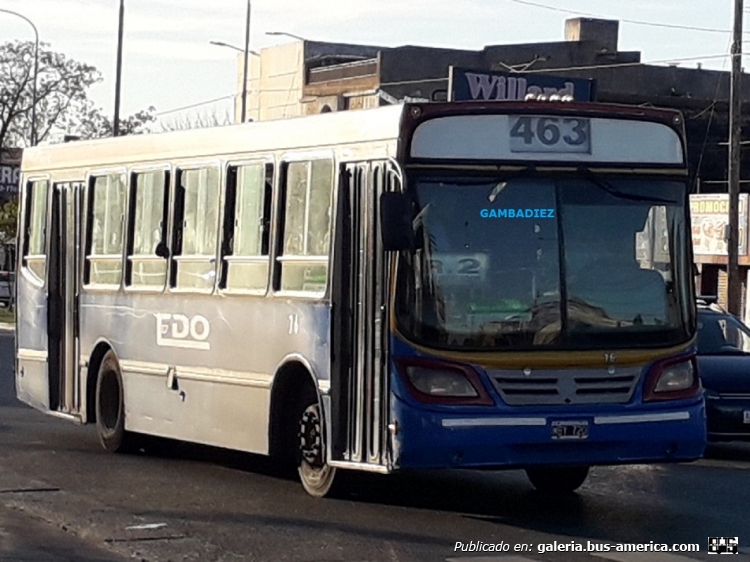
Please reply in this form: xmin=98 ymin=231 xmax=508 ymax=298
xmin=380 ymin=192 xmax=413 ymax=252
xmin=155 ymin=241 xmax=170 ymax=259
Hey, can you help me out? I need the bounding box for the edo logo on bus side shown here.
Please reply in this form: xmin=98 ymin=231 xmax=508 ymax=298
xmin=155 ymin=313 xmax=211 ymax=350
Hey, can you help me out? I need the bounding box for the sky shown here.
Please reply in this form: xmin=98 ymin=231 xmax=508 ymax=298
xmin=0 ymin=0 xmax=742 ymax=128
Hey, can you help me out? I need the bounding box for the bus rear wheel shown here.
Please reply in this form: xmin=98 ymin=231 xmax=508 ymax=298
xmin=297 ymin=401 xmax=337 ymax=497
xmin=525 ymin=466 xmax=590 ymax=493
xmin=95 ymin=350 xmax=135 ymax=453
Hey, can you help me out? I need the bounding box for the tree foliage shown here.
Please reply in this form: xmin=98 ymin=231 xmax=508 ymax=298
xmin=0 ymin=40 xmax=155 ymax=148
xmin=158 ymin=109 xmax=232 ymax=132
xmin=73 ymin=101 xmax=156 ymax=139
xmin=0 ymin=197 xmax=17 ymax=244
xmin=0 ymin=41 xmax=157 ymax=244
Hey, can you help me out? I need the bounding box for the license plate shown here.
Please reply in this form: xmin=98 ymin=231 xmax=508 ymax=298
xmin=551 ymin=421 xmax=589 ymax=440
xmin=743 ymin=410 xmax=750 ymax=424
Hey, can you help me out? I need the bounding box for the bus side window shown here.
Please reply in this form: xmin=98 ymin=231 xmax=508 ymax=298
xmin=84 ymin=174 xmax=126 ymax=287
xmin=171 ymin=166 xmax=220 ymax=291
xmin=277 ymin=159 xmax=334 ymax=293
xmin=23 ymin=179 xmax=49 ymax=282
xmin=220 ymin=162 xmax=272 ymax=292
xmin=126 ymin=170 xmax=170 ymax=289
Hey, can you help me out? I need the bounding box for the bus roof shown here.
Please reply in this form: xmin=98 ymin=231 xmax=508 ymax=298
xmin=21 ymin=103 xmax=408 ymax=173
xmin=22 ymin=100 xmax=686 ymax=174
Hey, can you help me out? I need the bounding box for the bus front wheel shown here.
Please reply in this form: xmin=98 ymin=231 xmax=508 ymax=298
xmin=95 ymin=350 xmax=134 ymax=453
xmin=525 ymin=466 xmax=590 ymax=493
xmin=297 ymin=401 xmax=337 ymax=497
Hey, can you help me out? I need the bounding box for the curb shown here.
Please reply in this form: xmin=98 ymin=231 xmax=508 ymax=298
xmin=0 ymin=322 xmax=15 ymax=332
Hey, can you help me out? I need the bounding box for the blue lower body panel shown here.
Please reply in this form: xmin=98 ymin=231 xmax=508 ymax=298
xmin=392 ymin=395 xmax=706 ymax=469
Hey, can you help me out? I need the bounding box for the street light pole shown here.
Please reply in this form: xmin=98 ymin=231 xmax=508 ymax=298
xmin=209 ymin=40 xmax=260 ymax=123
xmin=241 ymin=0 xmax=251 ymax=123
xmin=0 ymin=9 xmax=39 ymax=146
xmin=265 ymin=31 xmax=306 ymax=41
xmin=113 ymin=0 xmax=124 ymax=136
xmin=209 ymin=41 xmax=259 ymax=57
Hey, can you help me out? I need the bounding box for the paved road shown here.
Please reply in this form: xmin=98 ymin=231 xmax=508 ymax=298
xmin=1 ymin=331 xmax=749 ymax=561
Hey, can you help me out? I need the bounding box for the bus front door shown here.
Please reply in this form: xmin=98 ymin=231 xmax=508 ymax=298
xmin=46 ymin=181 xmax=83 ymax=416
xmin=331 ymin=161 xmax=395 ymax=470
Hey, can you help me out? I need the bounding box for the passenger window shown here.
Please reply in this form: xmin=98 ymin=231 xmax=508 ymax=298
xmin=221 ymin=162 xmax=272 ymax=292
xmin=279 ymin=159 xmax=334 ymax=293
xmin=23 ymin=179 xmax=49 ymax=281
xmin=127 ymin=170 xmax=169 ymax=288
xmin=85 ymin=174 xmax=126 ymax=286
xmin=171 ymin=166 xmax=220 ymax=290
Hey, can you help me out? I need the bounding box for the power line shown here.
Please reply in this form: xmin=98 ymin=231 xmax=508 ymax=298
xmin=157 ymin=49 xmax=741 ymax=116
xmin=692 ymin=35 xmax=732 ymax=191
xmin=380 ymin=53 xmax=736 ymax=89
xmin=521 ymin=53 xmax=731 ymax=74
xmin=506 ymin=0 xmax=749 ymax=35
xmin=155 ymin=95 xmax=235 ymax=116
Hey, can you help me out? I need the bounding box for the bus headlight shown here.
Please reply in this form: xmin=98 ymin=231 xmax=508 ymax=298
xmin=406 ymin=366 xmax=478 ymax=397
xmin=644 ymin=355 xmax=700 ymax=402
xmin=653 ymin=361 xmax=694 ymax=392
xmin=395 ymin=358 xmax=494 ymax=405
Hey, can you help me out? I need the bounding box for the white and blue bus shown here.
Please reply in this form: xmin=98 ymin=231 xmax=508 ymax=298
xmin=15 ymin=100 xmax=705 ymax=496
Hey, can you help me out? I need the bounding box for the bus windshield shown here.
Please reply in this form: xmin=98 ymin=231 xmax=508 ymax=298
xmin=395 ymin=173 xmax=693 ymax=351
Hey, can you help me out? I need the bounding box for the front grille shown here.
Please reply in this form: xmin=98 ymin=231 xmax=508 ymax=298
xmin=487 ymin=366 xmax=642 ymax=406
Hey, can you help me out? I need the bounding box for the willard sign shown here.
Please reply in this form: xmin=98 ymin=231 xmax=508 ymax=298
xmin=449 ymin=67 xmax=594 ymax=102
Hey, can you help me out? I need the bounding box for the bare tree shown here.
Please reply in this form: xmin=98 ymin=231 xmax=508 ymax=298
xmin=0 ymin=40 xmax=98 ymax=148
xmin=0 ymin=40 xmax=156 ymax=148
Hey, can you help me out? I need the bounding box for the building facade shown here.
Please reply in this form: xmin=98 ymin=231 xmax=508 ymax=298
xmin=238 ymin=18 xmax=750 ymax=320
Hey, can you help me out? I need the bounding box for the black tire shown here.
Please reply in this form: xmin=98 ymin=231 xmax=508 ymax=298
xmin=95 ymin=350 xmax=135 ymax=453
xmin=297 ymin=398 xmax=337 ymax=498
xmin=525 ymin=466 xmax=590 ymax=493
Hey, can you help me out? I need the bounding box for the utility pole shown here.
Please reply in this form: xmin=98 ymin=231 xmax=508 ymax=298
xmin=241 ymin=0 xmax=251 ymax=123
xmin=113 ymin=0 xmax=124 ymax=136
xmin=728 ymin=0 xmax=743 ymax=315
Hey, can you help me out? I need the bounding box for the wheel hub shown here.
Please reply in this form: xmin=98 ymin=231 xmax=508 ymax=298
xmin=299 ymin=406 xmax=323 ymax=467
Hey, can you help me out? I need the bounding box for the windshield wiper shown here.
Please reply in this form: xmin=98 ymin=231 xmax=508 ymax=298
xmin=584 ymin=171 xmax=678 ymax=204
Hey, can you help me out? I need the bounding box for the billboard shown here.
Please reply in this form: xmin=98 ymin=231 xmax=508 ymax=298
xmin=690 ymin=194 xmax=748 ymax=256
xmin=0 ymin=148 xmax=21 ymax=202
xmin=0 ymin=164 xmax=19 ymax=199
xmin=449 ymin=66 xmax=594 ymax=102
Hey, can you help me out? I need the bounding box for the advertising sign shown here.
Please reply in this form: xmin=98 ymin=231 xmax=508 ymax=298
xmin=449 ymin=66 xmax=594 ymax=102
xmin=0 ymin=164 xmax=19 ymax=198
xmin=0 ymin=148 xmax=21 ymax=202
xmin=690 ymin=194 xmax=748 ymax=256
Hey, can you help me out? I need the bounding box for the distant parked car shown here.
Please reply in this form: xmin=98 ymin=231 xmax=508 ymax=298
xmin=696 ymin=300 xmax=750 ymax=442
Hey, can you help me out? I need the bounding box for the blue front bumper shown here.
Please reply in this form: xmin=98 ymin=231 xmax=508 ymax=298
xmin=391 ymin=395 xmax=707 ymax=469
